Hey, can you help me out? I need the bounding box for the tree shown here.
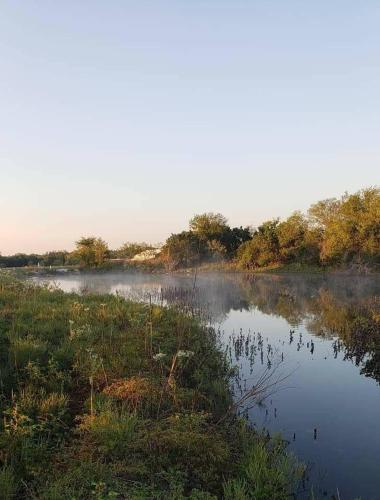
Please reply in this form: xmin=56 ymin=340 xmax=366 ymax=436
xmin=116 ymin=242 xmax=153 ymax=259
xmin=189 ymin=213 xmax=228 ymax=237
xmin=75 ymin=237 xmax=109 ymax=267
xmin=94 ymin=238 xmax=110 ymax=266
xmin=75 ymin=237 xmax=96 ymax=266
xmin=277 ymin=212 xmax=310 ymax=263
xmin=206 ymin=239 xmax=227 ymax=261
xmin=309 ymin=188 xmax=380 ymax=264
xmin=40 ymin=251 xmax=68 ymax=267
xmin=0 ymin=253 xmax=39 ymax=268
xmin=189 ymin=213 xmax=251 ymax=260
xmin=161 ymin=232 xmax=208 ymax=270
xmin=237 ymin=220 xmax=280 ymax=268
xmin=219 ymin=226 xmax=252 ymax=258
xmin=308 ymin=198 xmax=341 ymax=228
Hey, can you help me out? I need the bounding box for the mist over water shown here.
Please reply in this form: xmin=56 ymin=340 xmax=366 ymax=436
xmin=34 ymin=271 xmax=380 ymax=499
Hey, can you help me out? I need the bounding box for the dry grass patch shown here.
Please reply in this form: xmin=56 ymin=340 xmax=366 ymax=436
xmin=103 ymin=376 xmax=160 ymax=410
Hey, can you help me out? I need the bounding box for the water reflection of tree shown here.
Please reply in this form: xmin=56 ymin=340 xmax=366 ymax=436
xmin=335 ymin=298 xmax=380 ymax=382
xmin=161 ymin=275 xmax=251 ymax=324
xmin=237 ymin=274 xmax=380 ymax=383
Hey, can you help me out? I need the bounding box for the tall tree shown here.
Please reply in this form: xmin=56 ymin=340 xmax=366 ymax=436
xmin=237 ymin=220 xmax=280 ymax=268
xmin=75 ymin=237 xmax=109 ymax=267
xmin=94 ymin=238 xmax=110 ymax=266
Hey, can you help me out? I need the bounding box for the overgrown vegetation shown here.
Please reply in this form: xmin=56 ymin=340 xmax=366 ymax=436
xmin=0 ymin=273 xmax=305 ymax=499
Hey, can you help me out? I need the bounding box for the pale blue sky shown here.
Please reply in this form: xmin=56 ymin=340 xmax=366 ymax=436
xmin=1 ymin=1 xmax=379 ymax=254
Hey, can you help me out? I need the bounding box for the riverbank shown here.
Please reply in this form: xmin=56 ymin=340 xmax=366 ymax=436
xmin=6 ymin=257 xmax=379 ymax=280
xmin=0 ymin=273 xmax=305 ymax=499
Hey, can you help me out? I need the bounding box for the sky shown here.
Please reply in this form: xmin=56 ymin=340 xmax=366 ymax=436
xmin=0 ymin=1 xmax=379 ymax=254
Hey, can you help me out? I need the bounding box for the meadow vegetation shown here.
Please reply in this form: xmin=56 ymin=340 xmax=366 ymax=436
xmin=0 ymin=273 xmax=305 ymax=499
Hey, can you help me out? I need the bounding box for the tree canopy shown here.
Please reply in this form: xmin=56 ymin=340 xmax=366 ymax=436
xmin=238 ymin=187 xmax=379 ymax=269
xmin=75 ymin=237 xmax=110 ymax=267
xmin=189 ymin=212 xmax=228 ymax=236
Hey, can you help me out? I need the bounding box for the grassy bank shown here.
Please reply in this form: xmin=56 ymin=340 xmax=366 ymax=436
xmin=0 ymin=273 xmax=305 ymax=499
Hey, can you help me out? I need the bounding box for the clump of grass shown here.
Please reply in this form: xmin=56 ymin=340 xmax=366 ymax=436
xmin=78 ymin=407 xmax=138 ymax=460
xmin=223 ymin=432 xmax=305 ymax=500
xmin=0 ymin=466 xmax=17 ymax=499
xmin=11 ymin=336 xmax=48 ymax=369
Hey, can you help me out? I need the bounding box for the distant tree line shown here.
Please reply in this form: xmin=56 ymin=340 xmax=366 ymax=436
xmin=0 ymin=239 xmax=155 ymax=268
xmin=0 ymin=251 xmax=72 ymax=268
xmin=1 ymin=187 xmax=378 ymax=270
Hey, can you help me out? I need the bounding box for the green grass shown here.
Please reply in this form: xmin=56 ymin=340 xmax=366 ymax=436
xmin=0 ymin=272 xmax=305 ymax=498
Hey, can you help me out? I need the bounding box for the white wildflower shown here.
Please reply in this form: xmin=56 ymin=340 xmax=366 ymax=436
xmin=177 ymin=350 xmax=194 ymax=359
xmin=153 ymin=352 xmax=167 ymax=361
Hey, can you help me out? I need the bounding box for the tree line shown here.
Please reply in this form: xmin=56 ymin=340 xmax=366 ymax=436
xmin=1 ymin=187 xmax=378 ymax=270
xmin=161 ymin=187 xmax=379 ymax=270
xmin=0 ymin=240 xmax=154 ymax=268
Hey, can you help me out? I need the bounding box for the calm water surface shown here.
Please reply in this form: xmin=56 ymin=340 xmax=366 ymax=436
xmin=34 ymin=271 xmax=380 ymax=499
